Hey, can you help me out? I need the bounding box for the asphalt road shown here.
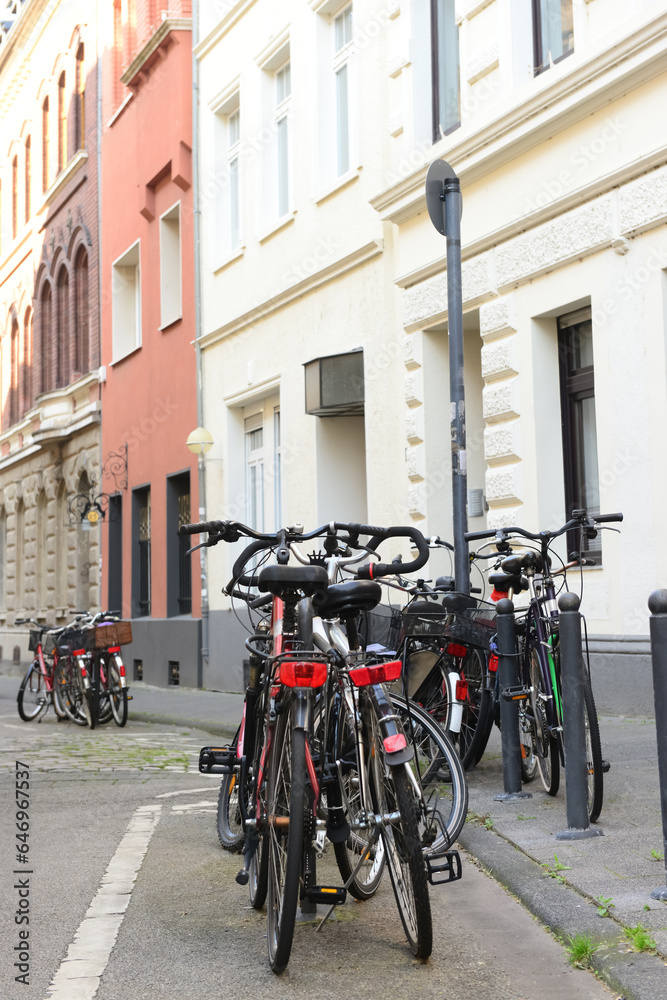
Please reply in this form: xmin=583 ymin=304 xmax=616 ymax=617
xmin=0 ymin=684 xmax=615 ymax=1000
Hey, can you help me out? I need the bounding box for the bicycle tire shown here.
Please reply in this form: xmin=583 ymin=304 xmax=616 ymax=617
xmin=50 ymin=661 xmax=67 ymax=719
xmin=249 ymin=833 xmax=269 ymax=910
xmin=54 ymin=659 xmax=89 ymax=726
xmin=97 ymin=657 xmax=114 ymax=726
xmin=87 ymin=655 xmax=99 ymax=730
xmin=583 ymin=672 xmax=604 ymax=822
xmin=367 ymin=703 xmax=432 ymax=959
xmin=266 ymin=704 xmax=306 ymax=973
xmin=108 ymin=657 xmax=128 ymax=727
xmin=17 ymin=663 xmax=48 ymax=721
xmin=389 ymin=693 xmax=468 ymax=850
xmin=331 ymin=696 xmax=385 ymax=900
xmin=217 ymin=766 xmax=244 ymax=851
xmin=454 ymin=647 xmax=495 ymax=770
xmin=528 ymin=647 xmax=559 ymax=795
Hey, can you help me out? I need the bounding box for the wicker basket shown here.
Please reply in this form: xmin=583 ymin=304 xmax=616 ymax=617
xmin=84 ymin=621 xmax=133 ymax=651
xmin=403 ymin=595 xmax=497 ymax=650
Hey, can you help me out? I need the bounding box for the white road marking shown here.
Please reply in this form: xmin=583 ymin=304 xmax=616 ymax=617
xmin=45 ymin=803 xmax=162 ymax=1000
xmin=156 ymin=786 xmax=216 ymax=798
xmin=171 ymin=800 xmax=218 ymax=812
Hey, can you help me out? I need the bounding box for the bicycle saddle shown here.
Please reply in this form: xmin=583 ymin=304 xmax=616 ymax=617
xmin=257 ymin=564 xmax=328 ymax=599
xmin=317 ymin=580 xmax=382 ymax=618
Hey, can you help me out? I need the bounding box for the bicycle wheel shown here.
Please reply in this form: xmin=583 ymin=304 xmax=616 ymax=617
xmin=249 ymin=833 xmax=269 ymax=910
xmin=367 ymin=700 xmax=432 ymax=959
xmin=17 ymin=663 xmax=48 ymax=721
xmin=86 ymin=656 xmax=99 ymax=730
xmin=583 ymin=672 xmax=604 ymax=823
xmin=266 ymin=701 xmax=306 ymax=973
xmin=97 ymin=657 xmax=114 ymax=726
xmin=217 ymin=757 xmax=244 ymax=851
xmin=331 ymin=695 xmax=385 ymax=900
xmin=390 ymin=693 xmax=468 ymax=850
xmin=528 ymin=647 xmax=559 ymax=795
xmin=453 ymin=647 xmax=494 ymax=769
xmin=54 ymin=659 xmax=89 ymax=726
xmin=108 ymin=656 xmax=128 ymax=727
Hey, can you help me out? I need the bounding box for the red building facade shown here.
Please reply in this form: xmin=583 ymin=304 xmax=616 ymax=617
xmin=100 ymin=0 xmax=200 ymax=686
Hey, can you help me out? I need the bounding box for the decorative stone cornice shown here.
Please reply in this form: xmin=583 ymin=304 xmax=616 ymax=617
xmin=120 ymin=18 xmax=192 ymax=87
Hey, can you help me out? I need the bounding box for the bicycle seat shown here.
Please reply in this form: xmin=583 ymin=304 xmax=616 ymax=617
xmin=488 ymin=572 xmax=529 ymax=593
xmin=257 ymin=564 xmax=328 ymax=599
xmin=317 ymin=580 xmax=382 ymax=618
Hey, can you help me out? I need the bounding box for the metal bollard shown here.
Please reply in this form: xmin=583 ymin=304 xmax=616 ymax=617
xmin=494 ymin=598 xmax=531 ymax=801
xmin=648 ymin=590 xmax=667 ymax=901
xmin=556 ymin=593 xmax=603 ymax=840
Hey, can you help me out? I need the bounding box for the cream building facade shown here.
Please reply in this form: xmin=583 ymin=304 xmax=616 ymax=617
xmin=197 ymin=0 xmax=666 ymax=709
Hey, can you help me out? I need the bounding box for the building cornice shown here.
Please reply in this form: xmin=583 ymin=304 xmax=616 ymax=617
xmin=194 ymin=0 xmax=259 ymax=59
xmin=120 ymin=18 xmax=192 ymax=86
xmin=199 ymin=240 xmax=383 ymax=350
xmin=371 ymin=10 xmax=667 ymax=226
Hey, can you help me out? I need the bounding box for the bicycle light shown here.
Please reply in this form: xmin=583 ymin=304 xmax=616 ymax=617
xmin=348 ymin=660 xmax=403 ymax=686
xmin=279 ymin=661 xmax=328 ymax=688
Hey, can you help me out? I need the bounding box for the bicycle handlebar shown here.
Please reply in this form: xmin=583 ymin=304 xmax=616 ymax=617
xmin=465 ymin=511 xmax=623 ymax=544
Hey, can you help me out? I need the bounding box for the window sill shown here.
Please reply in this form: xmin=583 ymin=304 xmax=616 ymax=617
xmin=258 ymin=211 xmax=297 ymax=244
xmin=111 ymin=344 xmax=142 ymax=367
xmin=159 ymin=315 xmax=182 ymax=332
xmin=38 ymin=149 xmax=88 ymax=212
xmin=314 ymin=167 xmax=361 ymax=205
xmin=212 ymin=245 xmax=245 ymax=274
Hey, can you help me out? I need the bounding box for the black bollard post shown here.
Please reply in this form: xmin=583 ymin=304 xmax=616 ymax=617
xmin=648 ymin=590 xmax=667 ymax=901
xmin=494 ymin=598 xmax=531 ymax=801
xmin=556 ymin=593 xmax=603 ymax=841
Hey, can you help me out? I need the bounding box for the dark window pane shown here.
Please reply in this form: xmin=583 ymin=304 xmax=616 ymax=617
xmin=431 ymin=0 xmax=460 ymax=141
xmin=533 ymin=0 xmax=574 ymax=75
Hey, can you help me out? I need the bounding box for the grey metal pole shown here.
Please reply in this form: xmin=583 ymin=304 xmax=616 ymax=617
xmin=556 ymin=593 xmax=603 ymax=840
xmin=648 ymin=590 xmax=667 ymax=900
xmin=443 ymin=178 xmax=470 ymax=595
xmin=494 ymin=598 xmax=531 ymax=801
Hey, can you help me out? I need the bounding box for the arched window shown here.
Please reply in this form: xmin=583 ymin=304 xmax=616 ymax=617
xmin=24 ymin=136 xmax=31 ymax=223
xmin=23 ymin=307 xmax=32 ymax=414
xmin=9 ymin=317 xmax=19 ymax=426
xmin=56 ymin=482 xmax=68 ymax=609
xmin=56 ymin=266 xmax=69 ymax=388
xmin=42 ymin=97 xmax=49 ymax=192
xmin=12 ymin=155 xmax=18 ymax=238
xmin=74 ymin=246 xmax=89 ymax=376
xmin=58 ymin=73 xmax=67 ymax=173
xmin=16 ymin=499 xmax=25 ymax=611
xmin=76 ymin=44 xmax=85 ymax=150
xmin=76 ymin=471 xmax=91 ymax=611
xmin=40 ymin=283 xmax=52 ymax=393
xmin=36 ymin=491 xmax=47 ymax=611
xmin=0 ymin=507 xmax=6 ymax=610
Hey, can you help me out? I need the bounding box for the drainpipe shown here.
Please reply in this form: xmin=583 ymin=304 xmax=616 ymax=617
xmin=192 ymin=0 xmax=208 ymax=687
xmin=96 ymin=0 xmax=104 ymax=613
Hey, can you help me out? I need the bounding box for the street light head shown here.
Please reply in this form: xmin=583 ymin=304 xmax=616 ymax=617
xmin=186 ymin=427 xmax=214 ymax=455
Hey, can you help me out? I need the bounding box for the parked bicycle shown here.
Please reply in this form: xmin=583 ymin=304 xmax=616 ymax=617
xmin=15 ymin=619 xmax=68 ymax=722
xmin=183 ymin=518 xmax=466 ymax=972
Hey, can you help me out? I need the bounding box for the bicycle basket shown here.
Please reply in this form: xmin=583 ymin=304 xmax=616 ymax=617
xmin=359 ymin=605 xmax=404 ymax=653
xmin=84 ymin=620 xmax=133 ymax=651
xmin=403 ymin=594 xmax=497 ymax=650
xmin=28 ymin=630 xmax=40 ymax=652
xmin=56 ymin=629 xmax=85 ymax=655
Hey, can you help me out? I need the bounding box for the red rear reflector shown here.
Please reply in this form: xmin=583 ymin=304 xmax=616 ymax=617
xmin=490 ymin=589 xmax=507 ymax=602
xmin=488 ymin=654 xmax=499 ymax=672
xmin=108 ymin=645 xmax=121 ymax=653
xmin=349 ymin=660 xmax=402 ymax=687
xmin=455 ymin=679 xmax=468 ymax=701
xmin=119 ymin=665 xmax=126 ymax=677
xmin=447 ymin=643 xmax=467 ymax=658
xmin=384 ymin=733 xmax=407 ymax=753
xmin=280 ymin=661 xmax=328 ymax=688
xmin=73 ymin=648 xmax=86 ymax=656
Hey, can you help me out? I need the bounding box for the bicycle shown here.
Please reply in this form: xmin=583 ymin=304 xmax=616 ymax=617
xmin=465 ymin=508 xmax=623 ymax=822
xmin=15 ymin=619 xmax=68 ymax=722
xmin=186 ymin=518 xmax=466 ymax=971
xmin=81 ymin=615 xmax=132 ymax=729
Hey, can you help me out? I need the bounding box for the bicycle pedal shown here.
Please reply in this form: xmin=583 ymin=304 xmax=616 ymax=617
xmin=425 ymin=849 xmax=462 ymax=886
xmin=501 ymin=685 xmax=530 ymax=702
xmin=199 ymin=745 xmax=238 ymax=774
xmin=235 ymin=868 xmax=249 ymax=886
xmin=127 ymin=694 xmax=133 ymax=701
xmin=601 ymin=759 xmax=611 ymax=773
xmin=305 ymin=886 xmax=347 ymax=905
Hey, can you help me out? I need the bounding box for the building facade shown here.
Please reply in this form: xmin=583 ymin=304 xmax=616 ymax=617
xmin=196 ymin=0 xmax=667 ymax=711
xmin=0 ymin=0 xmax=102 ymax=667
xmin=99 ymin=0 xmax=201 ymax=687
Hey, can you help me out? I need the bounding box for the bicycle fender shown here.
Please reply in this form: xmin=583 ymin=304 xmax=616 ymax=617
xmin=386 ymin=745 xmax=415 ymax=766
xmin=292 ymin=690 xmax=311 ymax=731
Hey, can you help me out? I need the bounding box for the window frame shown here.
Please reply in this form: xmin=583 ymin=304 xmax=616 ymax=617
xmin=430 ymin=0 xmax=461 ymax=144
xmin=159 ymin=201 xmax=182 ymax=329
xmin=333 ymin=5 xmax=353 ymax=177
xmin=111 ymin=239 xmax=141 ymax=363
xmin=532 ymin=0 xmax=574 ymax=77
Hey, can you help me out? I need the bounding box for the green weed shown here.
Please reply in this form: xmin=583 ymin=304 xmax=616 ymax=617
xmin=594 ymin=895 xmax=615 ymax=917
xmin=624 ymin=925 xmax=656 ymax=952
xmin=543 ymin=854 xmax=572 ymax=882
xmin=650 ymin=849 xmax=664 ymax=862
xmin=567 ymin=933 xmax=599 ymax=969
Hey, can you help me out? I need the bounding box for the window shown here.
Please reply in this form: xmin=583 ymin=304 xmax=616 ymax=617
xmin=333 ymin=7 xmax=353 ymax=176
xmin=133 ymin=487 xmax=151 ymax=617
xmin=245 ymin=414 xmax=264 ymax=531
xmin=240 ymin=396 xmax=282 ymax=532
xmin=107 ymin=495 xmax=122 ymax=615
xmin=533 ymin=0 xmax=574 ymax=75
xmin=112 ymin=241 xmax=141 ymax=362
xmin=24 ymin=136 xmax=30 ymax=223
xmin=275 ymin=62 xmax=291 ymax=217
xmin=0 ymin=508 xmax=6 ymax=609
xmin=15 ymin=499 xmax=24 ymax=610
xmin=22 ymin=307 xmax=31 ymax=413
xmin=431 ymin=0 xmax=460 ymax=141
xmin=12 ymin=155 xmax=17 ymax=238
xmin=75 ymin=44 xmax=85 ymax=149
xmin=42 ymin=97 xmax=49 ymax=192
xmin=9 ymin=318 xmax=18 ymax=426
xmin=57 ymin=72 xmax=67 ymax=172
xmin=213 ymin=94 xmax=241 ymax=259
xmin=36 ymin=492 xmax=47 ymax=611
xmin=167 ymin=473 xmax=191 ymax=616
xmin=159 ymin=203 xmax=182 ymax=328
xmin=56 ymin=265 xmax=69 ymax=388
xmin=40 ymin=283 xmax=52 ymax=393
xmin=74 ymin=246 xmax=89 ymax=375
xmin=558 ymin=307 xmax=601 ymax=562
